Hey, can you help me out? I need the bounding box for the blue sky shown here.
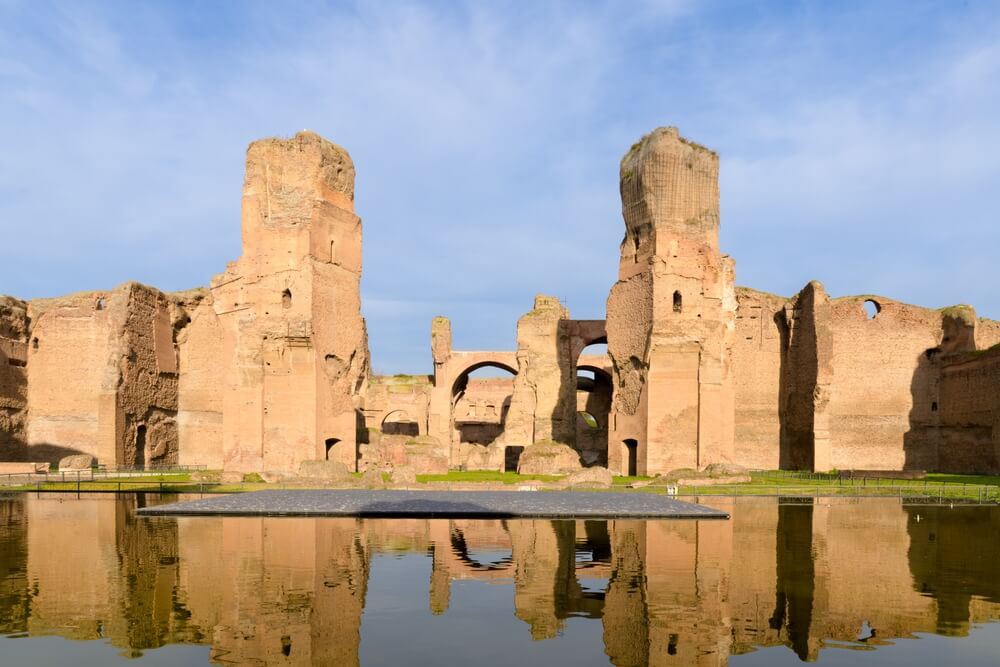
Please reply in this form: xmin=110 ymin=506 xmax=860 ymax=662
xmin=2 ymin=0 xmax=999 ymax=372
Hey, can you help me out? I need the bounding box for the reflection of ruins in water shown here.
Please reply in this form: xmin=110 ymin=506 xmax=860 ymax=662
xmin=0 ymin=495 xmax=997 ymax=665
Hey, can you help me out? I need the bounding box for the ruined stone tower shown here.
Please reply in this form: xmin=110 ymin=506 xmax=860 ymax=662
xmin=210 ymin=132 xmax=369 ymax=472
xmin=606 ymin=127 xmax=736 ymax=475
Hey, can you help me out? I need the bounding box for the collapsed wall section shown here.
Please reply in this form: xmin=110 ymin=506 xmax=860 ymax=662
xmin=778 ymin=282 xmax=832 ymax=471
xmin=826 ymin=296 xmax=942 ymax=471
xmin=937 ymin=346 xmax=1000 ymax=473
xmin=174 ymin=290 xmax=224 ymax=469
xmin=731 ymin=288 xmax=786 ymax=469
xmin=777 ymin=287 xmax=996 ymax=472
xmin=607 ymin=127 xmax=735 ymax=475
xmin=0 ymin=297 xmax=29 ymax=458
xmin=25 ymin=283 xmax=179 ymax=466
xmin=503 ymin=295 xmax=574 ymax=447
xmin=211 ymin=131 xmax=369 ymax=473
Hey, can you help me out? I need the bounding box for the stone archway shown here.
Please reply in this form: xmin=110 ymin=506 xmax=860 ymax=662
xmin=450 ymin=361 xmax=517 ymax=450
xmin=380 ymin=410 xmax=419 ymax=437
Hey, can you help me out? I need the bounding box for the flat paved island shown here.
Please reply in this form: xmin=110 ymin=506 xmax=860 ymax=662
xmin=138 ymin=490 xmax=729 ymax=519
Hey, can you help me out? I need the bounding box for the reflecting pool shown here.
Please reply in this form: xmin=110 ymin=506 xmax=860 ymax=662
xmin=0 ymin=493 xmax=997 ymax=665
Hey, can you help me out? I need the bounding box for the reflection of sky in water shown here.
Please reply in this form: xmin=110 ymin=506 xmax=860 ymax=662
xmin=0 ymin=494 xmax=997 ymax=665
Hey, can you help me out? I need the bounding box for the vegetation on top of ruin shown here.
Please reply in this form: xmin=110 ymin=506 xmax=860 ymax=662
xmin=938 ymin=304 xmax=977 ymax=325
xmin=619 ymin=127 xmax=718 ymax=174
xmin=676 ymin=134 xmax=718 ymax=157
xmin=371 ymin=373 xmax=432 ymax=384
xmin=733 ymin=286 xmax=790 ymax=302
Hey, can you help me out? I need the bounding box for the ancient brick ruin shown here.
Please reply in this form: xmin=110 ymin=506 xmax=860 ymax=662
xmin=1 ymin=128 xmax=998 ymax=474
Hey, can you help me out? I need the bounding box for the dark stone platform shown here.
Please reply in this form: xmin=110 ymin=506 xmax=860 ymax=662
xmin=137 ymin=489 xmax=729 ymax=519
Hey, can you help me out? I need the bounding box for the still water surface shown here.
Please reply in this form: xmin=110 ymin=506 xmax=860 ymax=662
xmin=0 ymin=493 xmax=997 ymax=665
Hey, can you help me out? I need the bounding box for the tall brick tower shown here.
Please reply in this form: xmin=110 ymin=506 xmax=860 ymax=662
xmin=212 ymin=132 xmax=369 ymax=472
xmin=606 ymin=127 xmax=735 ymax=475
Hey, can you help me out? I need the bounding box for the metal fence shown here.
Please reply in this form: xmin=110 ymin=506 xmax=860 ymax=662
xmin=672 ymin=484 xmax=998 ymax=503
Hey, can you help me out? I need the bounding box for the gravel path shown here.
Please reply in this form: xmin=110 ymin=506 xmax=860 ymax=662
xmin=137 ymin=489 xmax=729 ymax=519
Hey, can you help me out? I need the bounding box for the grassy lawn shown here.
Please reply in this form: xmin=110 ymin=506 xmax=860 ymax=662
xmin=2 ymin=468 xmax=998 ymax=502
xmin=416 ymin=470 xmax=562 ymax=484
xmin=924 ymin=473 xmax=1000 ymax=487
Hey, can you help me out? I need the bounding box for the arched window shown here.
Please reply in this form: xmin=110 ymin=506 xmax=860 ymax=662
xmin=673 ymin=291 xmax=682 ymax=313
xmin=863 ymin=299 xmax=880 ymax=320
xmin=282 ymin=289 xmax=292 ymax=309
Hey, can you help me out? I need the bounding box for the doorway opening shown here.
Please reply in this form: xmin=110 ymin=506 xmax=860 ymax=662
xmin=505 ymin=446 xmax=524 ymax=473
xmin=623 ymin=438 xmax=638 ymax=476
xmin=324 ymin=438 xmax=340 ymax=460
xmin=135 ymin=425 xmax=147 ymax=468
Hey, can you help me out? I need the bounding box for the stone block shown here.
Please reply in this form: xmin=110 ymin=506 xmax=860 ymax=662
xmin=57 ymin=454 xmax=94 ymax=471
xmin=516 ymin=440 xmax=582 ymax=475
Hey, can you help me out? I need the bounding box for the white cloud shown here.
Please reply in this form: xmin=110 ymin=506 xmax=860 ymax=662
xmin=1 ymin=0 xmax=999 ymax=373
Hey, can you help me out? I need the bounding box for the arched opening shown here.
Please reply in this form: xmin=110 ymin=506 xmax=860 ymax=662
xmin=673 ymin=290 xmax=682 ymax=313
xmin=282 ymin=289 xmax=292 ymax=309
xmin=576 ymin=338 xmax=611 ymax=468
xmin=863 ymin=299 xmax=880 ymax=320
xmin=449 ymin=526 xmax=514 ymax=572
xmin=452 ymin=362 xmax=517 ymax=450
xmin=324 ymin=438 xmax=340 ymax=460
xmin=381 ymin=410 xmax=419 ymax=437
xmin=95 ymin=297 xmax=105 ymax=310
xmin=135 ymin=424 xmax=147 ymax=468
xmin=31 ymin=337 xmax=38 ymax=350
xmin=623 ymin=438 xmax=638 ymax=476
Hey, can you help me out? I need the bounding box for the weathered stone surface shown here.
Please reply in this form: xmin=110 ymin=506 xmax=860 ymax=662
xmin=220 ymin=471 xmax=244 ymax=484
xmin=58 ymin=454 xmax=93 ymax=471
xmin=0 ymin=297 xmax=28 ymax=460
xmin=21 ymin=284 xmax=179 ymax=468
xmin=503 ymin=296 xmax=575 ymax=448
xmin=462 ymin=442 xmax=506 ymax=472
xmin=517 ymin=440 xmax=582 ymax=475
xmin=359 ymin=434 xmax=447 ymax=474
xmin=259 ymin=470 xmax=297 ymax=484
xmin=391 ymin=466 xmax=418 ymax=485
xmin=361 ymin=469 xmax=387 ymax=488
xmin=701 ymin=462 xmax=748 ymax=477
xmin=208 ymin=131 xmax=369 ymax=474
xmin=0 ymin=462 xmax=46 ymax=474
xmin=298 ymin=459 xmax=352 ymax=483
xmin=563 ymin=466 xmax=613 ymax=488
xmin=607 ymin=127 xmax=735 ymax=476
xmin=402 ymin=435 xmax=448 ymax=474
xmin=673 ymin=475 xmax=751 ymax=486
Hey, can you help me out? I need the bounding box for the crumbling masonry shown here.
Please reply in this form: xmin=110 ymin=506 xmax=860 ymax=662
xmin=2 ymin=128 xmax=998 ymax=474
